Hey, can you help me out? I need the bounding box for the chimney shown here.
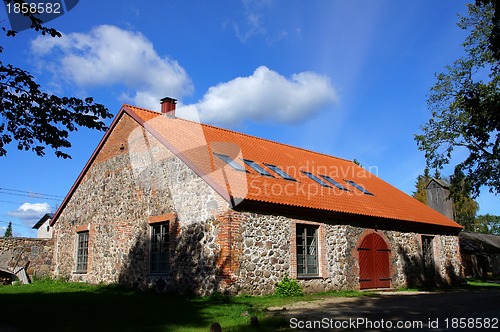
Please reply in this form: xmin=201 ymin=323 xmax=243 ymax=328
xmin=160 ymin=97 xmax=177 ymax=116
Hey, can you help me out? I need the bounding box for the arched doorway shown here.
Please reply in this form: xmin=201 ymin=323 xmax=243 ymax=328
xmin=357 ymin=233 xmax=391 ymax=289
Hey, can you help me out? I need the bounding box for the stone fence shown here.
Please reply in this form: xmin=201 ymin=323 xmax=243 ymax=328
xmin=0 ymin=237 xmax=53 ymax=281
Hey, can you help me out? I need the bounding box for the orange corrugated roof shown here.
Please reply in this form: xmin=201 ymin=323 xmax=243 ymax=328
xmin=125 ymin=105 xmax=462 ymax=230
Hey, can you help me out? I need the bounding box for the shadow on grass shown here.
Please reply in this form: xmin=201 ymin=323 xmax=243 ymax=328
xmin=4 ymin=281 xmax=500 ymax=332
xmin=0 ymin=283 xmax=290 ymax=332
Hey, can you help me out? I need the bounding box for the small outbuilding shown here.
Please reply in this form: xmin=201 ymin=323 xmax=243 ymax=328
xmin=460 ymin=231 xmax=500 ymax=278
xmin=425 ymin=178 xmax=454 ymax=221
xmin=32 ymin=213 xmax=54 ymax=239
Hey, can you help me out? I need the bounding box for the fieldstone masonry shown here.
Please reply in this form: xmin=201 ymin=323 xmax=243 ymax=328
xmin=0 ymin=237 xmax=53 ymax=281
xmin=51 ymin=113 xmax=462 ymax=295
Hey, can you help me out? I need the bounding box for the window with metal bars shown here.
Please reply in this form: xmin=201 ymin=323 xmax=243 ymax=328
xmin=150 ymin=222 xmax=170 ymax=273
xmin=296 ymin=224 xmax=319 ymax=277
xmin=422 ymin=235 xmax=435 ymax=274
xmin=75 ymin=231 xmax=89 ymax=273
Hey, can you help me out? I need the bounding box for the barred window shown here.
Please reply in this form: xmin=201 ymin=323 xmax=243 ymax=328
xmin=150 ymin=222 xmax=170 ymax=273
xmin=422 ymin=236 xmax=435 ymax=274
xmin=75 ymin=231 xmax=89 ymax=273
xmin=296 ymin=224 xmax=319 ymax=277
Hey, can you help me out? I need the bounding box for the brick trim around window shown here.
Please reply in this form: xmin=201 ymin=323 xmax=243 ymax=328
xmin=75 ymin=230 xmax=89 ymax=274
xmin=290 ymin=220 xmax=327 ymax=279
xmin=75 ymin=224 xmax=89 ymax=232
xmin=148 ymin=213 xmax=177 ymax=224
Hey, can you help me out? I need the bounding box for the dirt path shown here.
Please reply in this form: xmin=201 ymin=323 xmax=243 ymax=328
xmin=268 ymin=289 xmax=500 ymax=331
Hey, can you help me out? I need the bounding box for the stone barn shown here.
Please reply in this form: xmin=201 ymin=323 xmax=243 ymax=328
xmin=50 ymin=98 xmax=463 ymax=295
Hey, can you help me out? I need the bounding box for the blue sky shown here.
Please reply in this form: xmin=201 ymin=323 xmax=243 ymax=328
xmin=1 ymin=0 xmax=498 ymax=237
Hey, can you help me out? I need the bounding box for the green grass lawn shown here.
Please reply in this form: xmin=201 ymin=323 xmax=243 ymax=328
xmin=2 ymin=278 xmax=492 ymax=331
xmin=464 ymin=278 xmax=500 ymax=288
xmin=0 ymin=279 xmax=371 ymax=332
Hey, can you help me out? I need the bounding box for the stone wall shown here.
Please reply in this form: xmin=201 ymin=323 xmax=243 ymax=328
xmin=52 ymin=112 xmax=462 ymax=295
xmin=0 ymin=237 xmax=53 ymax=280
xmin=53 ymin=113 xmax=229 ymax=295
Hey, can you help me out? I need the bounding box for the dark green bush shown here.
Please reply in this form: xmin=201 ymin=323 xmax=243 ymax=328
xmin=274 ymin=275 xmax=303 ymax=297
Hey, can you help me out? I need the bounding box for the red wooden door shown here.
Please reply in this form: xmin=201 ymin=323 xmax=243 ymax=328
xmin=358 ymin=233 xmax=391 ymax=289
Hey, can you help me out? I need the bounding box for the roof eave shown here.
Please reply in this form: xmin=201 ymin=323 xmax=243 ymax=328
xmin=233 ymin=199 xmax=463 ymax=235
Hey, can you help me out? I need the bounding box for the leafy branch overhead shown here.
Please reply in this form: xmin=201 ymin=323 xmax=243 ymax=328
xmin=0 ymin=1 xmax=113 ymax=159
xmin=415 ymin=1 xmax=500 ymax=198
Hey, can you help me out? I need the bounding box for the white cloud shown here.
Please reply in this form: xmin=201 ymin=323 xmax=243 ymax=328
xmin=30 ymin=26 xmax=336 ymax=125
xmin=31 ymin=25 xmax=193 ymax=111
xmin=176 ymin=66 xmax=338 ymax=125
xmin=8 ymin=203 xmax=51 ymax=228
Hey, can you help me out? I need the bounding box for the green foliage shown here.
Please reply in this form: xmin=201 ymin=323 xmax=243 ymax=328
xmin=0 ymin=5 xmax=113 ymax=159
xmin=3 ymin=222 xmax=12 ymax=237
xmin=474 ymin=214 xmax=500 ymax=234
xmin=453 ymin=193 xmax=480 ymax=231
xmin=412 ymin=168 xmax=431 ymax=204
xmin=415 ymin=2 xmax=500 ymax=198
xmin=353 ymin=158 xmax=363 ymax=167
xmin=207 ymin=291 xmax=231 ymax=304
xmin=274 ymin=275 xmax=303 ymax=297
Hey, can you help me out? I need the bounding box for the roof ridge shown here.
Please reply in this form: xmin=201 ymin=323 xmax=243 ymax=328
xmin=124 ymin=104 xmax=354 ymax=165
xmin=123 ymin=104 xmax=159 ymax=114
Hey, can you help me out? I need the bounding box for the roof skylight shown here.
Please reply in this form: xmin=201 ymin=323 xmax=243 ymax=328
xmin=264 ymin=163 xmax=296 ymax=181
xmin=243 ymin=159 xmax=274 ymax=177
xmin=344 ymin=179 xmax=374 ymax=195
xmin=301 ymin=171 xmax=331 ymax=187
xmin=319 ymin=175 xmax=349 ymax=191
xmin=213 ymin=153 xmax=247 ymax=172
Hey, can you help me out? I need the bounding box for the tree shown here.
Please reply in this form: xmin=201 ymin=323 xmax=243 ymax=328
xmin=475 ymin=213 xmax=500 ymax=234
xmin=4 ymin=222 xmax=12 ymax=237
xmin=415 ymin=2 xmax=500 ymax=199
xmin=0 ymin=2 xmax=113 ymax=159
xmin=476 ymin=0 xmax=500 ymax=65
xmin=453 ymin=191 xmax=480 ymax=231
xmin=412 ymin=168 xmax=431 ymax=204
